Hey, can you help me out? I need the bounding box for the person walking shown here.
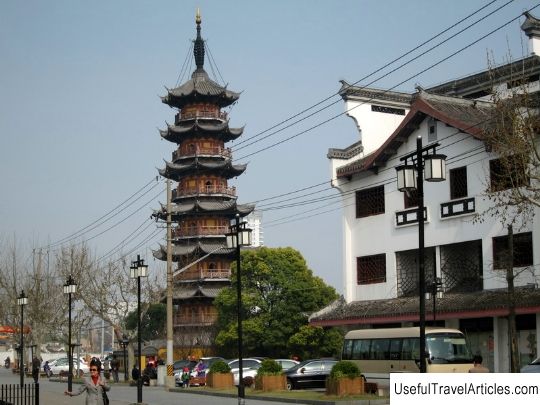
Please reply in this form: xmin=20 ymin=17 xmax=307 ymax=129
xmin=31 ymin=356 xmax=41 ymax=383
xmin=110 ymin=355 xmax=120 ymax=383
xmin=65 ymin=358 xmax=110 ymax=404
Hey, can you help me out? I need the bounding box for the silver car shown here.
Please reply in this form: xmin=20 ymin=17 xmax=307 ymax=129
xmin=520 ymin=356 xmax=540 ymax=373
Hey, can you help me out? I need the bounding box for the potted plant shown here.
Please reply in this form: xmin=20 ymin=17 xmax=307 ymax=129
xmin=206 ymin=360 xmax=233 ymax=389
xmin=326 ymin=360 xmax=364 ymax=396
xmin=254 ymin=359 xmax=286 ymax=391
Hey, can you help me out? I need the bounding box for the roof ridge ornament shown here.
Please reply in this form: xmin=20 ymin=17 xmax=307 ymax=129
xmin=194 ymin=8 xmax=205 ymax=70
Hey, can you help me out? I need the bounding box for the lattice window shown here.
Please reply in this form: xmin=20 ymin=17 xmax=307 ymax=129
xmin=357 ymin=254 xmax=386 ymax=285
xmin=356 ymin=186 xmax=385 ymax=218
xmin=396 ymin=248 xmax=435 ymax=297
xmin=440 ymin=240 xmax=482 ymax=292
xmin=493 ymin=232 xmax=533 ymax=269
xmin=450 ymin=166 xmax=468 ymax=199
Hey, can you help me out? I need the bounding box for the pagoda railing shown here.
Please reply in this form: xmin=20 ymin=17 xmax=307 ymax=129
xmin=173 ymin=185 xmax=236 ymax=199
xmin=173 ymin=225 xmax=229 ymax=238
xmin=177 ymin=268 xmax=231 ymax=280
xmin=176 ymin=110 xmax=228 ymax=123
xmin=174 ymin=314 xmax=217 ymax=326
xmin=172 ymin=146 xmax=231 ymax=161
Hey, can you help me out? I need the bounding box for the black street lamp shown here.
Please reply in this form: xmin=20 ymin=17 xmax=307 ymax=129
xmin=17 ymin=290 xmax=28 ymax=387
xmin=63 ymin=275 xmax=77 ymax=391
xmin=120 ymin=335 xmax=130 ymax=381
xmin=396 ymin=135 xmax=446 ymax=373
xmin=130 ymin=255 xmax=148 ymax=404
xmin=226 ymin=214 xmax=252 ymax=405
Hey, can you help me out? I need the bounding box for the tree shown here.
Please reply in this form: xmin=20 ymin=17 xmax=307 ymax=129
xmin=214 ymin=247 xmax=339 ymax=358
xmin=288 ymin=325 xmax=343 ymax=360
xmin=125 ymin=303 xmax=166 ymax=341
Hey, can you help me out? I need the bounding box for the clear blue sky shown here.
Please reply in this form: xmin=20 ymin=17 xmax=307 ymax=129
xmin=1 ymin=0 xmax=538 ymax=293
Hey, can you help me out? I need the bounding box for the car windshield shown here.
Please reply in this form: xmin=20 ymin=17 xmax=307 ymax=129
xmin=427 ymin=333 xmax=473 ymax=364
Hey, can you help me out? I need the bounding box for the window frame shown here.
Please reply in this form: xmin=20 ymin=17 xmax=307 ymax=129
xmin=492 ymin=231 xmax=533 ymax=269
xmin=357 ymin=253 xmax=386 ymax=285
xmin=356 ymin=185 xmax=385 ymax=218
xmin=449 ymin=166 xmax=468 ymax=199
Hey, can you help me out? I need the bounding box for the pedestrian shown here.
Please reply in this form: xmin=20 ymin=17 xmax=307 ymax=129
xmin=64 ymin=358 xmax=110 ymax=404
xmin=468 ymin=354 xmax=490 ymax=373
xmin=103 ymin=359 xmax=110 ymax=381
xmin=131 ymin=364 xmax=140 ymax=382
xmin=31 ymin=356 xmax=41 ymax=383
xmin=110 ymin=355 xmax=120 ymax=383
xmin=43 ymin=361 xmax=51 ymax=378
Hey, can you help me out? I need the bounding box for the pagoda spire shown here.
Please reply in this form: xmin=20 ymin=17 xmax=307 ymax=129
xmin=194 ymin=8 xmax=205 ymax=70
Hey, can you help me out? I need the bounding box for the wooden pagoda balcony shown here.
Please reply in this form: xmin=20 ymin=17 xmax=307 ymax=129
xmin=177 ymin=268 xmax=231 ymax=280
xmin=172 ymin=146 xmax=232 ymax=161
xmin=175 ymin=110 xmax=228 ymax=124
xmin=173 ymin=225 xmax=229 ymax=238
xmin=174 ymin=313 xmax=218 ymax=327
xmin=173 ymin=185 xmax=236 ymax=199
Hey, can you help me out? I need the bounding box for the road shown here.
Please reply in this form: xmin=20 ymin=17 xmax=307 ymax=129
xmin=0 ymin=367 xmax=309 ymax=405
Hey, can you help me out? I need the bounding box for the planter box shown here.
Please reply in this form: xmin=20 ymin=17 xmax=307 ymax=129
xmin=326 ymin=377 xmax=364 ymax=396
xmin=255 ymin=374 xmax=286 ymax=391
xmin=206 ymin=372 xmax=233 ymax=389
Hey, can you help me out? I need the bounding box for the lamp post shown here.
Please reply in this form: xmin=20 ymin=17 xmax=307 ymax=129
xmin=120 ymin=335 xmax=130 ymax=381
xmin=226 ymin=214 xmax=252 ymax=405
xmin=17 ymin=290 xmax=28 ymax=387
xmin=130 ymin=255 xmax=148 ymax=404
xmin=396 ymin=135 xmax=446 ymax=373
xmin=63 ymin=275 xmax=77 ymax=391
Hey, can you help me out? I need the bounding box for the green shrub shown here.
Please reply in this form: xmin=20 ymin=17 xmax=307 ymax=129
xmin=256 ymin=359 xmax=283 ymax=376
xmin=329 ymin=360 xmax=360 ymax=379
xmin=208 ymin=360 xmax=231 ymax=374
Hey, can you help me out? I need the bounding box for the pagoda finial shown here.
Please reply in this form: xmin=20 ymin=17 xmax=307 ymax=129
xmin=194 ymin=8 xmax=205 ymax=70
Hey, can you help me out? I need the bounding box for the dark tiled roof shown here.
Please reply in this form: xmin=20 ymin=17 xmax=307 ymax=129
xmin=339 ymin=80 xmax=412 ymax=104
xmin=521 ymin=12 xmax=540 ymax=37
xmin=336 ymin=90 xmax=494 ymax=179
xmin=162 ymin=69 xmax=240 ymax=109
xmin=173 ymin=284 xmax=227 ymax=300
xmin=159 ymin=120 xmax=243 ymax=144
xmin=154 ymin=200 xmax=255 ymax=219
xmin=153 ymin=241 xmax=234 ymax=261
xmin=159 ymin=159 xmax=246 ymax=178
xmin=309 ymin=288 xmax=540 ymax=326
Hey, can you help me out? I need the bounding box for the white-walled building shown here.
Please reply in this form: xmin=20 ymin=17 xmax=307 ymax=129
xmin=310 ymin=13 xmax=540 ymax=373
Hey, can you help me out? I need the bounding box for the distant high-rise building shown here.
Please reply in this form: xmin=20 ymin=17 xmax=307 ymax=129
xmin=245 ymin=211 xmax=263 ymax=247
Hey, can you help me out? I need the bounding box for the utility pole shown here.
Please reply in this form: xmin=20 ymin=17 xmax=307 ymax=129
xmin=166 ymin=179 xmax=174 ymax=386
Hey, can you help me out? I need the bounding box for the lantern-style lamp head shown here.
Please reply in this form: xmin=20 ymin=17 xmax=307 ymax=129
xmin=396 ymin=164 xmax=417 ymax=192
xmin=63 ymin=275 xmax=77 ymax=295
xmin=424 ymin=154 xmax=447 ymax=182
xmin=130 ymin=260 xmax=148 ymax=279
xmin=17 ymin=290 xmax=28 ymax=306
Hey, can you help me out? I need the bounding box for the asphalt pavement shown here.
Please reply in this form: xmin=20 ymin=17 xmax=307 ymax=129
xmin=0 ymin=367 xmax=311 ymax=405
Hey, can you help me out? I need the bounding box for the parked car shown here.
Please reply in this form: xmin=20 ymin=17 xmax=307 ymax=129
xmin=173 ymin=359 xmax=197 ymax=372
xmin=520 ymin=356 xmax=540 ymax=373
xmin=228 ymin=358 xmax=264 ymax=385
xmin=48 ymin=357 xmax=89 ymax=377
xmin=275 ymin=359 xmax=300 ymax=371
xmin=285 ymin=359 xmax=337 ymax=390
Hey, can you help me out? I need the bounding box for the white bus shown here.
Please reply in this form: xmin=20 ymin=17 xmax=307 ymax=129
xmin=342 ymin=327 xmax=474 ymax=388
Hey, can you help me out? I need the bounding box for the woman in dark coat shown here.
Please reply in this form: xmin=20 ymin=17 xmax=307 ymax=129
xmin=65 ymin=358 xmax=110 ymax=404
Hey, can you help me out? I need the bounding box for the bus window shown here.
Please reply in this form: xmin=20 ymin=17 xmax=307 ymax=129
xmin=402 ymin=337 xmax=420 ymax=360
xmin=342 ymin=339 xmax=353 ymax=360
xmin=371 ymin=339 xmax=390 ymax=360
xmin=426 ymin=333 xmax=473 ymax=364
xmin=389 ymin=338 xmax=402 ymax=360
xmin=352 ymin=339 xmax=370 ymax=360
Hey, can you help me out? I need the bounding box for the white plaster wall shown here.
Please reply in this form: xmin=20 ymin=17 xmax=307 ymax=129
xmin=332 ymin=117 xmax=540 ymax=304
xmin=344 ymin=100 xmax=409 ymax=156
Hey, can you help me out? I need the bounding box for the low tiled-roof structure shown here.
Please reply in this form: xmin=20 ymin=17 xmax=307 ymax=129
xmin=309 ymin=287 xmax=540 ymax=327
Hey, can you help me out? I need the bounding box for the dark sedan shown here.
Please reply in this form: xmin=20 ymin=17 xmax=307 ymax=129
xmin=285 ymin=359 xmax=337 ymax=390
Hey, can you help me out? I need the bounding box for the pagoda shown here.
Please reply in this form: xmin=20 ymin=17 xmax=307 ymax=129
xmin=153 ymin=11 xmax=254 ymax=353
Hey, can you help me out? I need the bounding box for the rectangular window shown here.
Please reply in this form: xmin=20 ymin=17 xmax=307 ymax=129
xmin=404 ymin=189 xmax=419 ymax=208
xmin=489 ymin=156 xmax=529 ymax=192
xmin=356 ymin=186 xmax=385 ymax=218
xmin=492 ymin=232 xmax=533 ymax=269
xmin=370 ymin=338 xmax=391 ymax=360
xmin=450 ymin=166 xmax=468 ymax=199
xmin=357 ymin=254 xmax=386 ymax=284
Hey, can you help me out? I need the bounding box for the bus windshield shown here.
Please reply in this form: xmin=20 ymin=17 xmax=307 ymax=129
xmin=426 ymin=333 xmax=473 ymax=364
